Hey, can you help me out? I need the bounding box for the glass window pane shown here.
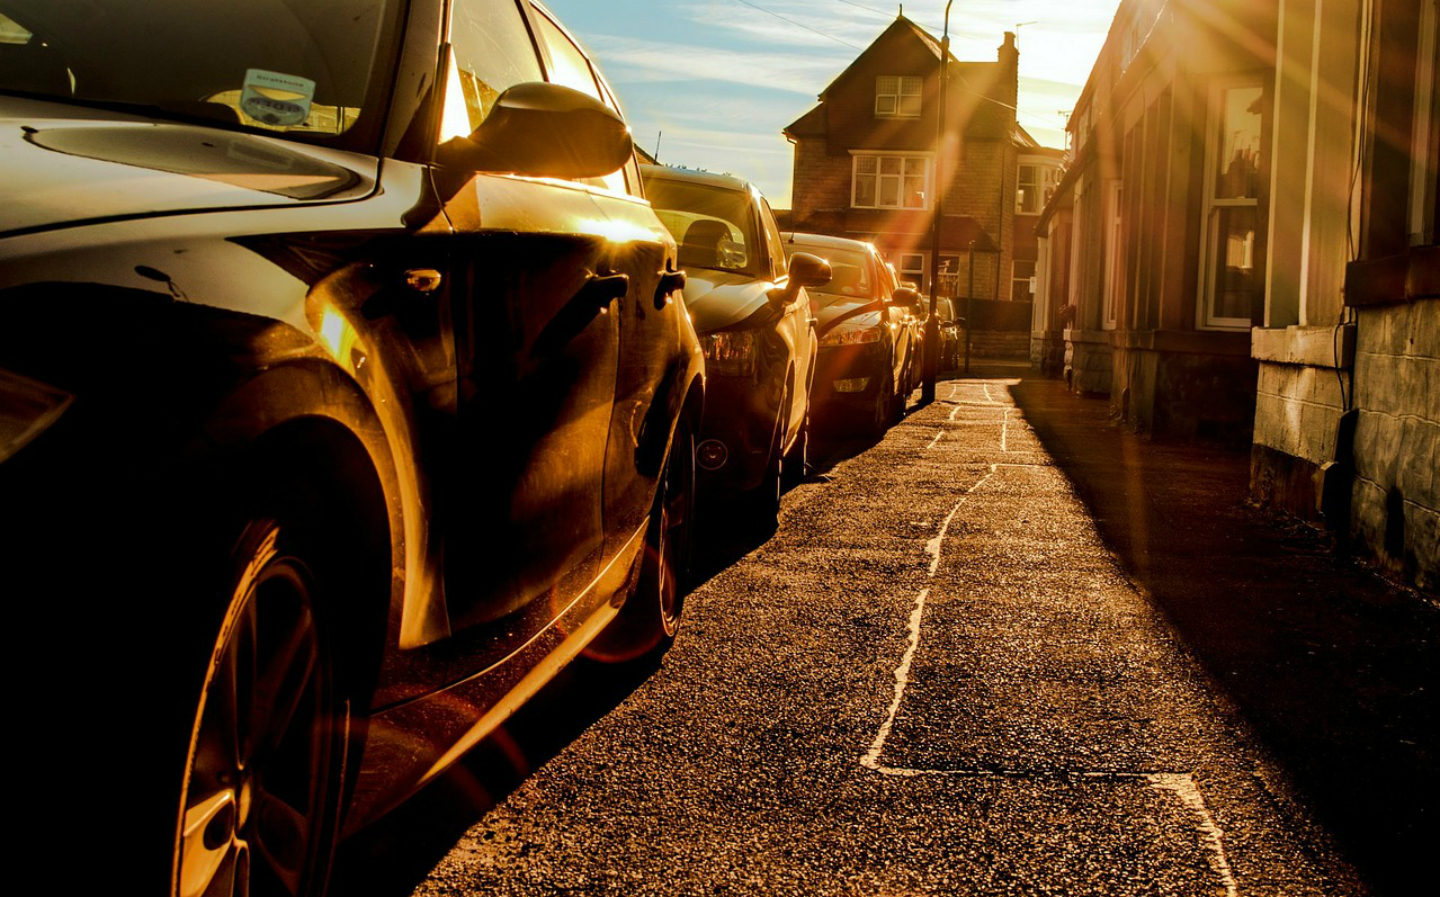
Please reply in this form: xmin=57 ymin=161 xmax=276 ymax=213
xmin=1208 ymin=206 xmax=1257 ymax=319
xmin=875 ymin=95 xmax=897 ymax=115
xmin=857 ymin=155 xmax=877 ymax=174
xmin=855 ymin=173 xmax=876 ymax=206
xmin=533 ymin=11 xmax=600 ymax=100
xmin=1215 ymin=85 xmax=1262 ymax=199
xmin=880 ymin=157 xmax=902 ymax=174
xmin=449 ymin=0 xmax=544 ymax=135
xmin=879 ymin=176 xmax=900 ymax=206
xmin=904 ymin=174 xmax=925 ymax=207
xmin=898 ymin=94 xmax=921 ymax=116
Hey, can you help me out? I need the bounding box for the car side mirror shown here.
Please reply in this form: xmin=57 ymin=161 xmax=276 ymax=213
xmin=788 ymin=252 xmax=831 ymax=288
xmin=441 ymin=82 xmax=633 ymax=179
xmin=769 ymin=252 xmax=830 ymax=307
xmin=890 ymin=286 xmax=923 ymax=309
xmin=771 ymin=253 xmax=829 ymax=308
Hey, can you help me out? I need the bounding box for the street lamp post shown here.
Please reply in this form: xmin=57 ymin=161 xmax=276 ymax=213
xmin=923 ymin=0 xmax=956 ymax=404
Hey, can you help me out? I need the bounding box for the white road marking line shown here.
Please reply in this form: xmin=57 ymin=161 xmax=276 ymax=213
xmin=863 ymin=466 xmax=996 ymax=771
xmin=865 ymin=384 xmax=1237 ymax=897
xmin=1148 ymin=773 xmax=1240 ymax=897
xmin=861 ymin=586 xmax=929 ymax=772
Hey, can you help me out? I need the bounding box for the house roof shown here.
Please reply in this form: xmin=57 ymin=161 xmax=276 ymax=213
xmin=783 ymin=15 xmax=1011 ymax=139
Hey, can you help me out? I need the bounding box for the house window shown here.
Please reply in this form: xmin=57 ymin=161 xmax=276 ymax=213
xmin=853 ymin=154 xmax=931 ymax=209
xmin=876 ymin=75 xmax=922 ymax=118
xmin=937 ymin=254 xmax=960 ymax=298
xmin=1198 ymin=81 xmax=1263 ymax=329
xmin=1011 ymin=260 xmax=1036 ymax=302
xmin=1017 ymin=165 xmax=1041 ymax=214
xmin=1102 ymin=181 xmax=1123 ymax=329
xmin=897 ymin=252 xmax=925 ymax=288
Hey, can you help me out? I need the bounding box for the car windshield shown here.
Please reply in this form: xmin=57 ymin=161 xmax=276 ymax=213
xmin=644 ymin=178 xmax=761 ymax=276
xmin=0 ymin=0 xmax=402 ymax=152
xmin=789 ymin=245 xmax=875 ymax=302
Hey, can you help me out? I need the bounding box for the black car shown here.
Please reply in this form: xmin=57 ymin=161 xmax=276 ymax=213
xmin=0 ymin=2 xmax=703 ymax=894
xmin=782 ymin=233 xmax=922 ymax=435
xmin=641 ymin=165 xmax=829 ymax=523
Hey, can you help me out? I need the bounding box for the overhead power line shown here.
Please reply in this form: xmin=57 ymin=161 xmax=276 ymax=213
xmin=728 ymin=0 xmax=864 ymax=50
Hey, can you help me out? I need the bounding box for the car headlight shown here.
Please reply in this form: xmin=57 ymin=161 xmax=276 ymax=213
xmin=701 ymin=330 xmax=757 ymax=377
xmin=820 ymin=327 xmax=882 ymax=348
xmin=0 ymin=368 xmax=74 ymax=463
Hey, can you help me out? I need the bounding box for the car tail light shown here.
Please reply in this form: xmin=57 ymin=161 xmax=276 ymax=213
xmin=0 ymin=368 xmax=73 ymax=463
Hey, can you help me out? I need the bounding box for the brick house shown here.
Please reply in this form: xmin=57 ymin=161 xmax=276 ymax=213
xmin=1031 ymin=0 xmax=1437 ymax=589
xmin=783 ymin=15 xmax=1060 ymax=310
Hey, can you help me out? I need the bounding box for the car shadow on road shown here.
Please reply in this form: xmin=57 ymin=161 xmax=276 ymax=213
xmin=1004 ymin=371 xmax=1437 ymax=897
xmin=330 ymin=653 xmax=663 ymax=896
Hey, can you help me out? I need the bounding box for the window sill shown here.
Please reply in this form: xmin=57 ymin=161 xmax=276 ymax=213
xmin=1343 ymin=244 xmax=1440 ymax=307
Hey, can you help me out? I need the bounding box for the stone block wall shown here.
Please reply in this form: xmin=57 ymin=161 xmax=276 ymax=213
xmin=1064 ymin=330 xmax=1113 ymax=395
xmin=1249 ymin=325 xmax=1354 ymax=518
xmin=1350 ymin=298 xmax=1439 ymax=591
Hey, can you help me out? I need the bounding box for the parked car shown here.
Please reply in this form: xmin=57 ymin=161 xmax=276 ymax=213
xmin=0 ymin=1 xmax=703 ymax=894
xmin=935 ymin=296 xmax=961 ymax=371
xmin=783 ymin=233 xmax=923 ymax=435
xmin=641 ymin=165 xmax=828 ymax=523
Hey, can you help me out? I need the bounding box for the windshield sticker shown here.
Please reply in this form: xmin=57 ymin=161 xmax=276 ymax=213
xmin=240 ymin=69 xmax=315 ymax=127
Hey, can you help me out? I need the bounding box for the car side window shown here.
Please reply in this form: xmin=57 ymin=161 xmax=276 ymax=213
xmin=759 ymin=198 xmax=788 ymax=281
xmin=529 ymin=6 xmax=629 ymax=194
xmin=441 ymin=0 xmax=544 ymax=142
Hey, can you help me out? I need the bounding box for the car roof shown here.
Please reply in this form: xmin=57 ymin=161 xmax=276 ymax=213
xmin=640 ymin=163 xmax=752 ymax=194
xmin=781 ymin=231 xmax=878 ymax=254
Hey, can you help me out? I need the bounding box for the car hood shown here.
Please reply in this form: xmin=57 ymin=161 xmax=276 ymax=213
xmin=681 ymin=269 xmax=778 ymax=334
xmin=0 ymin=96 xmax=376 ymax=239
xmin=812 ymin=293 xmax=883 ymax=336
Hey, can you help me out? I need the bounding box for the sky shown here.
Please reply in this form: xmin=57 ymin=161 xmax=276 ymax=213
xmin=543 ymin=0 xmax=1123 ymax=208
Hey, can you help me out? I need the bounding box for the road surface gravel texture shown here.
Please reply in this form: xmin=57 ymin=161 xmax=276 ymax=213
xmin=407 ymin=375 xmax=1368 ymax=897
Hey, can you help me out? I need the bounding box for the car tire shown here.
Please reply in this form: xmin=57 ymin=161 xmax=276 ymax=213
xmin=868 ymin=366 xmax=894 ymax=437
xmin=175 ymin=514 xmax=349 ymax=897
xmin=748 ymin=407 xmax=785 ymax=529
xmin=783 ymin=406 xmax=809 ymax=490
xmin=592 ymin=421 xmax=696 ymax=662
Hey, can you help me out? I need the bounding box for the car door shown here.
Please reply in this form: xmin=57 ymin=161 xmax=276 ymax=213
xmin=759 ymin=197 xmax=813 ymax=444
xmin=526 ymin=3 xmax=681 ymax=564
xmin=433 ymin=0 xmax=619 ymax=660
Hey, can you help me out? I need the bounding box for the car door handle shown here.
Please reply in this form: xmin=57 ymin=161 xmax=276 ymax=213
xmin=576 ymin=271 xmax=629 ymax=312
xmin=531 ymin=271 xmax=627 ymax=358
xmin=655 ymin=269 xmax=685 ymax=309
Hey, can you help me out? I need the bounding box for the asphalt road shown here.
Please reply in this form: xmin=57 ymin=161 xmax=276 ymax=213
xmin=337 ymin=374 xmax=1368 ymax=896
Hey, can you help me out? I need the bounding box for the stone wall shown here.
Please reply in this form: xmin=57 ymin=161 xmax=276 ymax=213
xmin=1349 ymin=298 xmax=1438 ymax=591
xmin=1249 ymin=325 xmax=1354 ymax=519
xmin=1064 ymin=330 xmax=1113 ymax=395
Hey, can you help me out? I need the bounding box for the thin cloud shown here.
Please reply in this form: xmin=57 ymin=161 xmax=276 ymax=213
xmin=588 ymin=34 xmax=841 ymax=95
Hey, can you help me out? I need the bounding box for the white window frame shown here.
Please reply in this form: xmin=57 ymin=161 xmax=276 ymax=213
xmin=1011 ymin=260 xmax=1036 ymax=302
xmin=875 ymin=75 xmax=922 ymax=118
xmin=1017 ymin=164 xmax=1040 ymax=214
xmin=1102 ymin=181 xmax=1123 ymax=329
xmin=1197 ymin=77 xmax=1264 ymax=331
xmin=851 ymin=151 xmax=933 ymax=210
xmin=897 ymin=252 xmax=926 ymax=289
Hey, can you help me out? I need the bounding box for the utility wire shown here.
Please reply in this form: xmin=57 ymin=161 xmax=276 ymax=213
xmin=729 ymin=0 xmax=864 ymax=50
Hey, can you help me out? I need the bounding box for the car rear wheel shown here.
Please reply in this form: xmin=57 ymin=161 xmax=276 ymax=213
xmin=592 ymin=421 xmax=695 ymax=662
xmin=176 ymin=518 xmax=347 ymax=897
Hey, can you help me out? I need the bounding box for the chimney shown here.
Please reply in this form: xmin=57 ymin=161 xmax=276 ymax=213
xmin=998 ymin=31 xmax=1019 ymax=112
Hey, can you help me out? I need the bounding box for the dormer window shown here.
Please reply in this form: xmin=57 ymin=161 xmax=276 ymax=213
xmin=876 ymin=75 xmax=922 ymax=118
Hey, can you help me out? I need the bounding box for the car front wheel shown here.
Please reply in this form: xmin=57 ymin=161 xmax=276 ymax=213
xmin=176 ymin=518 xmax=348 ymax=897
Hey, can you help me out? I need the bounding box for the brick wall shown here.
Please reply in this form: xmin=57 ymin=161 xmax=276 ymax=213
xmin=1349 ymin=299 xmax=1439 ymax=590
xmin=791 ymin=138 xmax=853 ymax=223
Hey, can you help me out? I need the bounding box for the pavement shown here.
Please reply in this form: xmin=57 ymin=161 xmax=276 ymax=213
xmin=333 ymin=365 xmax=1433 ymax=897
